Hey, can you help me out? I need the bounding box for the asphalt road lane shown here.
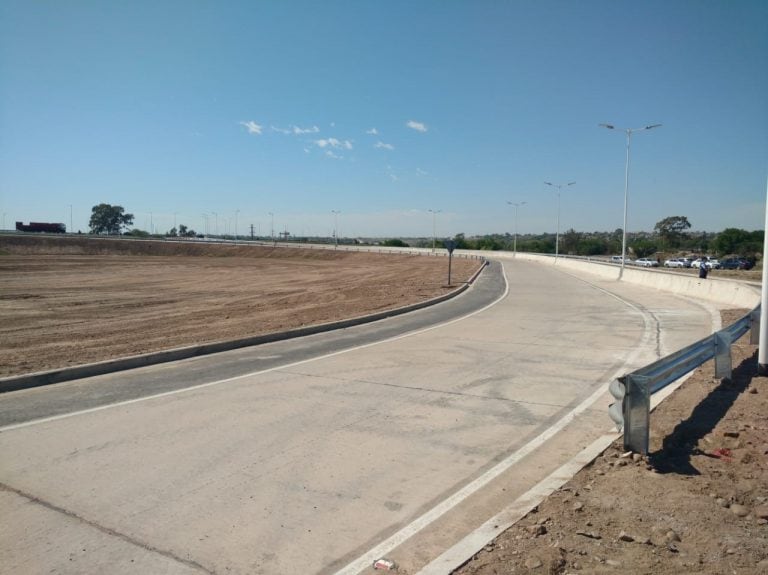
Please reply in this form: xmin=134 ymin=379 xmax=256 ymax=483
xmin=0 ymin=260 xmax=715 ymax=575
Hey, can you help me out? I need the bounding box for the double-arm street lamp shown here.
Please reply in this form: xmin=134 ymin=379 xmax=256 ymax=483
xmin=507 ymin=201 xmax=527 ymax=257
xmin=599 ymin=123 xmax=662 ymax=277
xmin=544 ymin=181 xmax=575 ymax=260
xmin=428 ymin=209 xmax=441 ymax=252
xmin=268 ymin=212 xmax=274 ymax=244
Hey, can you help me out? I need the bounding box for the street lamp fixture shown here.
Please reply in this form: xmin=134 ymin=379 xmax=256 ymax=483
xmin=543 ymin=181 xmax=576 ymax=260
xmin=507 ymin=201 xmax=527 ymax=257
xmin=428 ymin=209 xmax=441 ymax=252
xmin=268 ymin=212 xmax=274 ymax=245
xmin=599 ymin=123 xmax=662 ymax=278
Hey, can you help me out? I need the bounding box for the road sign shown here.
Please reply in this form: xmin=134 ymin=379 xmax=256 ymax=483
xmin=444 ymin=239 xmax=456 ymax=254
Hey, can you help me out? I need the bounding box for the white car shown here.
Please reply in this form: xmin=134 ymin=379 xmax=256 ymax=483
xmin=692 ymin=258 xmax=720 ymax=269
xmin=635 ymin=258 xmax=659 ymax=267
xmin=664 ymin=258 xmax=686 ymax=268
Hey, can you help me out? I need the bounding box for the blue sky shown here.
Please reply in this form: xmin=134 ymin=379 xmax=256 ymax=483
xmin=1 ymin=1 xmax=766 ymax=239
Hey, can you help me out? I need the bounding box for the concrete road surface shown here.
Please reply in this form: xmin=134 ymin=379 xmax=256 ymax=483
xmin=0 ymin=259 xmax=717 ymax=575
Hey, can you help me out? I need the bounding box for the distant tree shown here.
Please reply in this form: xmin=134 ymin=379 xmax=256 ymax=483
xmin=453 ymin=233 xmax=470 ymax=250
xmin=561 ymin=228 xmax=581 ymax=254
xmin=714 ymin=228 xmax=763 ymax=256
xmin=577 ymin=237 xmax=609 ymax=256
xmin=89 ymin=204 xmax=134 ymax=235
xmin=519 ymin=237 xmax=555 ymax=254
xmin=475 ymin=236 xmax=504 ymax=250
xmin=630 ymin=239 xmax=658 ymax=258
xmin=382 ymin=238 xmax=409 ymax=247
xmin=167 ymin=227 xmax=178 ymax=237
xmin=654 ymin=216 xmax=691 ymax=249
xmin=123 ymin=228 xmax=149 ymax=237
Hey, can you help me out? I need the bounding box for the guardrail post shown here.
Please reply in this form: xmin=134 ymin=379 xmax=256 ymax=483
xmin=751 ymin=308 xmax=761 ymax=345
xmin=714 ymin=331 xmax=733 ymax=380
xmin=625 ymin=374 xmax=651 ymax=454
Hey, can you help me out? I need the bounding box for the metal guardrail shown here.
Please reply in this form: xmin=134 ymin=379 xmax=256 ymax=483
xmin=609 ymin=306 xmax=760 ymax=454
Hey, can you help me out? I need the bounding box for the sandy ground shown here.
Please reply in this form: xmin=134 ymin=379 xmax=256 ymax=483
xmin=0 ymin=235 xmax=479 ymax=377
xmin=3 ymin=235 xmax=766 ymax=573
xmin=455 ymin=309 xmax=768 ymax=575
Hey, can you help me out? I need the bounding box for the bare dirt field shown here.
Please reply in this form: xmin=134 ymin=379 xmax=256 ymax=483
xmin=0 ymin=235 xmax=480 ymax=377
xmin=456 ymin=310 xmax=768 ymax=575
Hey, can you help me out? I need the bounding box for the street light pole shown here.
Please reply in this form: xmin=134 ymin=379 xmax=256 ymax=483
xmin=234 ymin=209 xmax=239 ymax=244
xmin=331 ymin=210 xmax=340 ymax=249
xmin=600 ymin=123 xmax=662 ymax=278
xmin=428 ymin=209 xmax=441 ymax=252
xmin=269 ymin=212 xmax=274 ymax=245
xmin=507 ymin=201 xmax=527 ymax=257
xmin=544 ymin=181 xmax=575 ymax=260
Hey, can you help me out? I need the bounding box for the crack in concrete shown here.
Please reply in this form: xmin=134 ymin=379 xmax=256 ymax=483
xmin=0 ymin=482 xmax=216 ymax=574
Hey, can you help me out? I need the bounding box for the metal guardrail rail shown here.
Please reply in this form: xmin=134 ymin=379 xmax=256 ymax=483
xmin=609 ymin=306 xmax=760 ymax=454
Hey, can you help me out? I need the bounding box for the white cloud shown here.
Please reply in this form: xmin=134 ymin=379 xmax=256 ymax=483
xmin=366 ymin=128 xmax=379 ymax=135
xmin=406 ymin=120 xmax=428 ymax=133
xmin=272 ymin=124 xmax=320 ymax=135
xmin=240 ymin=121 xmax=263 ymax=135
xmin=325 ymin=150 xmax=342 ymax=159
xmin=315 ymin=138 xmax=353 ymax=150
xmin=375 ymin=141 xmax=395 ymax=150
xmin=293 ymin=125 xmax=320 ymax=134
xmin=416 ymin=168 xmax=428 ymax=176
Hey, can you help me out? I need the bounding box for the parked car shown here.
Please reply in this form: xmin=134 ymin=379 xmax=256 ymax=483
xmin=720 ymin=257 xmax=754 ymax=270
xmin=635 ymin=257 xmax=659 ymax=267
xmin=663 ymin=258 xmax=686 ymax=268
xmin=679 ymin=257 xmax=693 ymax=268
xmin=692 ymin=257 xmax=720 ymax=270
xmin=611 ymin=255 xmax=632 ymax=264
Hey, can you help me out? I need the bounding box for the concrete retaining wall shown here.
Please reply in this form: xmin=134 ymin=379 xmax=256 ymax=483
xmin=468 ymin=251 xmax=761 ymax=309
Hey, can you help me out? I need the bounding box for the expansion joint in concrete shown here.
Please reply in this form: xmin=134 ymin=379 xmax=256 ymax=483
xmin=0 ymin=482 xmax=216 ymax=575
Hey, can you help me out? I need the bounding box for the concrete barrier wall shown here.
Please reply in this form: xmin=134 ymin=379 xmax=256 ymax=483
xmin=464 ymin=251 xmax=761 ymax=309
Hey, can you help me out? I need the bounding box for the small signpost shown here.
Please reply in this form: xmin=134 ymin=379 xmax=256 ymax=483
xmin=443 ymin=239 xmax=456 ymax=286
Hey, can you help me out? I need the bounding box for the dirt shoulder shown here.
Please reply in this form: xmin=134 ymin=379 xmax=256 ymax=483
xmin=0 ymin=235 xmax=480 ymax=377
xmin=455 ymin=309 xmax=768 ymax=575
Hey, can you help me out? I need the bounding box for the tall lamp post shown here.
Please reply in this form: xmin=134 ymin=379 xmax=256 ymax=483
xmin=234 ymin=209 xmax=239 ymax=244
xmin=544 ymin=181 xmax=576 ymax=260
xmin=600 ymin=123 xmax=662 ymax=278
xmin=428 ymin=209 xmax=441 ymax=252
xmin=331 ymin=210 xmax=340 ymax=248
xmin=507 ymin=201 xmax=527 ymax=257
xmin=268 ymin=212 xmax=275 ymax=245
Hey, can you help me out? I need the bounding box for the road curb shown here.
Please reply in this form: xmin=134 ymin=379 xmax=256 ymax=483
xmin=0 ymin=260 xmax=488 ymax=394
